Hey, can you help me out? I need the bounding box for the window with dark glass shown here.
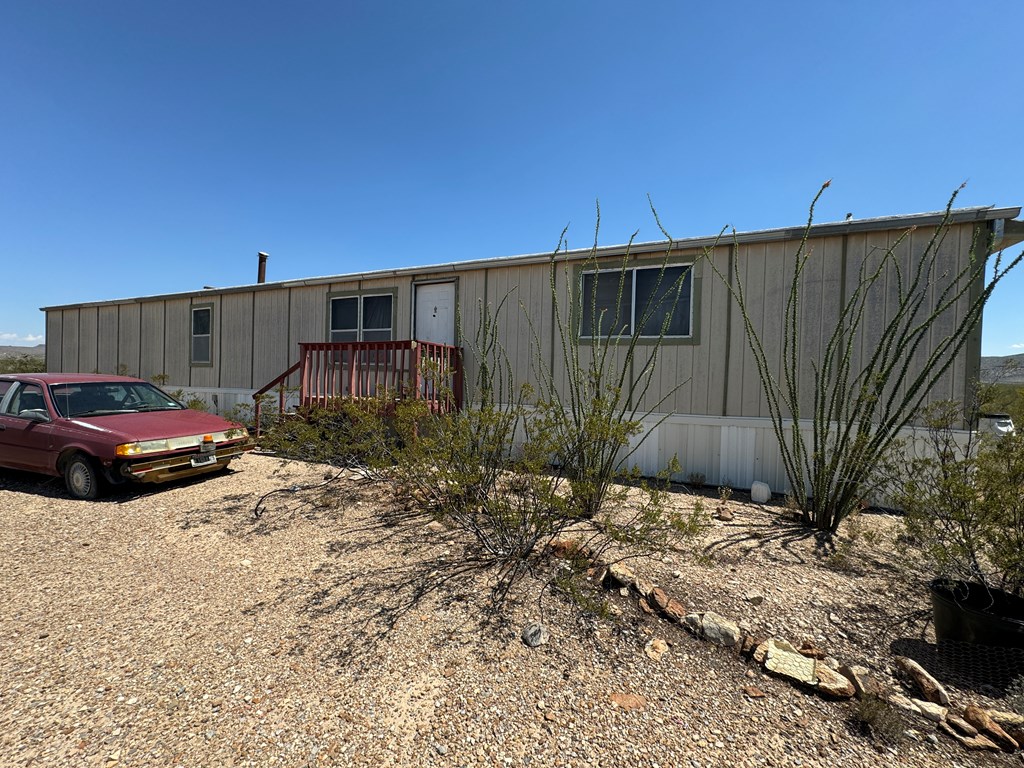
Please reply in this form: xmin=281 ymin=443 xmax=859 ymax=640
xmin=580 ymin=264 xmax=692 ymax=339
xmin=329 ymin=294 xmax=393 ymax=342
xmin=191 ymin=306 xmax=212 ymax=364
xmin=329 ymin=297 xmax=359 ymax=343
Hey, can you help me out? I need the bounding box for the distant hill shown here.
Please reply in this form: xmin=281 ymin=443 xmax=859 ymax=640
xmin=0 ymin=344 xmax=45 ymax=359
xmin=981 ymin=353 xmax=1024 ymax=384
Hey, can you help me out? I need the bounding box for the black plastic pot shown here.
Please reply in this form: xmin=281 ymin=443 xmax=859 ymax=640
xmin=930 ymin=579 xmax=1024 ymax=649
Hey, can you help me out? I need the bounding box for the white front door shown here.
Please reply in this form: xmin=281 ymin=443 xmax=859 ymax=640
xmin=414 ymin=282 xmax=456 ymax=345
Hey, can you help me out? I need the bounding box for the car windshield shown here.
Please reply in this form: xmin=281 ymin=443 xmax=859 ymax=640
xmin=48 ymin=382 xmax=185 ymax=418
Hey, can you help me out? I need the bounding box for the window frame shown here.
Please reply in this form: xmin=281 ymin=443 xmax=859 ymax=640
xmin=577 ymin=260 xmax=696 ymax=343
xmin=190 ymin=303 xmax=214 ymax=367
xmin=327 ymin=290 xmax=396 ymax=344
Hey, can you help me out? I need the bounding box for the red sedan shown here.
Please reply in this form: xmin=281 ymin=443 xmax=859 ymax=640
xmin=0 ymin=373 xmax=254 ymax=499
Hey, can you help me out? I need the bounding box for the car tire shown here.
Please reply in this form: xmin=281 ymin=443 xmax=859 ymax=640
xmin=64 ymin=454 xmax=101 ymax=500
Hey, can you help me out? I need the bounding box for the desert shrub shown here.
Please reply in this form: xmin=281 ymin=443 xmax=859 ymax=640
xmin=891 ymin=401 xmax=1024 ymax=597
xmin=853 ymin=695 xmax=906 ymax=745
xmin=0 ymin=354 xmax=45 ymax=373
xmin=259 ymin=395 xmax=421 ymax=468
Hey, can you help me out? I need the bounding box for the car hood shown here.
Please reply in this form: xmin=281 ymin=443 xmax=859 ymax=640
xmin=64 ymin=409 xmax=245 ymax=443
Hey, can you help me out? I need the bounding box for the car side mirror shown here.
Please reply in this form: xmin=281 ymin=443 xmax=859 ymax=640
xmin=20 ymin=410 xmax=51 ymax=423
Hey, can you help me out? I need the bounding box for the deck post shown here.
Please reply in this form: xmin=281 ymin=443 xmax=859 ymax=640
xmin=299 ymin=344 xmax=309 ymax=406
xmin=411 ymin=341 xmax=422 ymax=400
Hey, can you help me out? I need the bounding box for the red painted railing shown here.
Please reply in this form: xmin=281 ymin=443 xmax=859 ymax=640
xmin=253 ymin=340 xmax=463 ymax=436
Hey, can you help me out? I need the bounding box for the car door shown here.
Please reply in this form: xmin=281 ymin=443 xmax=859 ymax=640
xmin=0 ymin=381 xmax=57 ymax=473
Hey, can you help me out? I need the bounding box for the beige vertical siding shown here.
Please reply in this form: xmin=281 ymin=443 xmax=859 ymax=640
xmin=702 ymin=245 xmax=732 ymax=416
xmin=252 ymin=290 xmax=290 ymax=389
xmin=164 ymin=299 xmax=191 ymax=385
xmin=116 ymin=303 xmax=141 ymax=377
xmin=219 ymin=292 xmax=255 ymax=388
xmin=453 ymin=269 xmax=487 ymax=400
xmin=45 ymin=312 xmax=62 ymax=372
xmin=78 ymin=307 xmax=98 ymax=373
xmin=97 ymin=306 xmax=118 ymax=374
xmin=287 ymin=285 xmax=327 ymax=387
xmin=139 ymin=302 xmax=165 ymax=381
xmin=61 ymin=309 xmax=80 ymax=373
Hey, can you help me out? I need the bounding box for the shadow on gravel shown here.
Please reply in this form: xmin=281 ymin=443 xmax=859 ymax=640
xmin=266 ymin=503 xmax=514 ymax=667
xmin=698 ymin=509 xmax=904 ymax=579
xmin=0 ymin=465 xmax=244 ymax=504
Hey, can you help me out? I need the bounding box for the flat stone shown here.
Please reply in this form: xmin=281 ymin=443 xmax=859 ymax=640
xmin=764 ymin=640 xmax=817 ymax=686
xmin=894 ymin=656 xmax=950 ymax=705
xmin=987 ymin=710 xmax=1024 ymax=728
xmin=743 ymin=591 xmax=764 ymax=606
xmin=638 ymin=598 xmax=655 ymax=615
xmin=947 ymin=715 xmax=978 ymax=737
xmin=886 ymin=694 xmax=921 ymax=715
xmin=814 ymin=662 xmax=855 ymax=699
xmin=911 ymin=699 xmax=947 ymax=722
xmin=742 ymin=685 xmax=766 ymax=699
xmin=939 ymin=722 xmax=1001 ymax=751
xmin=701 ymin=612 xmax=741 ymax=647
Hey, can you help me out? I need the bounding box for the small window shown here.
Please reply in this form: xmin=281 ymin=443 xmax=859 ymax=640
xmin=329 ymin=294 xmax=393 ymax=343
xmin=580 ymin=264 xmax=692 ymax=339
xmin=191 ymin=306 xmax=212 ymax=365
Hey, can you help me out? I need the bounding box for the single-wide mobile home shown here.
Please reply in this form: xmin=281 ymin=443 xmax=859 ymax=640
xmin=41 ymin=206 xmax=1024 ymax=492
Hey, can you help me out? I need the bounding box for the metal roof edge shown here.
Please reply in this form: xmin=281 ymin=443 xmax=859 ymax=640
xmin=40 ymin=205 xmax=1022 ymax=311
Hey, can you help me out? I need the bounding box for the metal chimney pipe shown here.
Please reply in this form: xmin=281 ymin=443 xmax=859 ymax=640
xmin=257 ymin=252 xmax=269 ymax=284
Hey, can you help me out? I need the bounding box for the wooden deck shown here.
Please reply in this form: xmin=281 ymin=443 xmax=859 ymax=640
xmin=253 ymin=340 xmax=463 ymax=435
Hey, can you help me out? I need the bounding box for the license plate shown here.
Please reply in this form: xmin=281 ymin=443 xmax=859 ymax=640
xmin=191 ymin=454 xmax=217 ymax=467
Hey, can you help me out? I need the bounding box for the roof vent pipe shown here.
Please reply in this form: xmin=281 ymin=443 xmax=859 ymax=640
xmin=257 ymin=252 xmax=269 ymax=284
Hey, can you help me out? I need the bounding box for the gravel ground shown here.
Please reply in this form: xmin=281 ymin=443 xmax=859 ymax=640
xmin=0 ymin=454 xmax=1018 ymax=768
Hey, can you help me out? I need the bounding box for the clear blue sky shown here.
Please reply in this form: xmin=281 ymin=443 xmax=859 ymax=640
xmin=1 ymin=1 xmax=1021 ymax=355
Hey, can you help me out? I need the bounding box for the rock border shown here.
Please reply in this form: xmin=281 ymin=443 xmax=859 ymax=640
xmin=566 ymin=544 xmax=1024 ymax=755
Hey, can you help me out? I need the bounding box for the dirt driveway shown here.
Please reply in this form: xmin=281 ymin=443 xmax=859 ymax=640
xmin=0 ymin=455 xmax=1009 ymax=767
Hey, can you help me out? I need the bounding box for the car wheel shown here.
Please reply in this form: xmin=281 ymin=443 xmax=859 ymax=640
xmin=64 ymin=455 xmax=100 ymax=500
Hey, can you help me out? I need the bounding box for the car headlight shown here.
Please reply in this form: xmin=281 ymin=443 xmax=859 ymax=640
xmin=116 ymin=439 xmax=171 ymax=456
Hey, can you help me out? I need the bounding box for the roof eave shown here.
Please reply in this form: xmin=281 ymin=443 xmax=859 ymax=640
xmin=40 ymin=205 xmax=1023 ymax=312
